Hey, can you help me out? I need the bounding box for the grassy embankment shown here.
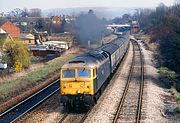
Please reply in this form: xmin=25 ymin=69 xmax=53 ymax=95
xmin=0 ymin=53 xmax=78 ymax=104
xmin=137 ymin=34 xmax=180 ymax=113
xmin=158 ymin=67 xmax=180 ymax=113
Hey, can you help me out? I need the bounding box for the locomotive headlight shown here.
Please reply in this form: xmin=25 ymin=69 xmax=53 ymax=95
xmin=63 ymin=84 xmax=67 ymax=88
xmin=77 ymin=90 xmax=81 ymax=94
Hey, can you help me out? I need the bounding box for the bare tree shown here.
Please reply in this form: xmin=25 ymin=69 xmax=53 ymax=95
xmin=21 ymin=8 xmax=29 ymax=17
xmin=8 ymin=8 xmax=23 ymax=17
xmin=7 ymin=8 xmax=29 ymax=17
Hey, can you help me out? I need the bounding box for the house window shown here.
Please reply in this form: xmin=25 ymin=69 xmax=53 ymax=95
xmin=29 ymin=40 xmax=31 ymax=43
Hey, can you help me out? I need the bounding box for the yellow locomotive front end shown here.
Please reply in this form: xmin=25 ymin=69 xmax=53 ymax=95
xmin=60 ymin=67 xmax=96 ymax=107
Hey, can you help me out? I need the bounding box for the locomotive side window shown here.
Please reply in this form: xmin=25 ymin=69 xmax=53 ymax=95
xmin=78 ymin=69 xmax=91 ymax=78
xmin=62 ymin=69 xmax=75 ymax=78
xmin=102 ymin=52 xmax=108 ymax=58
xmin=93 ymin=68 xmax=96 ymax=77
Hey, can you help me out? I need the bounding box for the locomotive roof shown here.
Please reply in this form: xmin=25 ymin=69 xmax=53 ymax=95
xmin=61 ymin=32 xmax=130 ymax=69
xmin=98 ymin=43 xmax=119 ymax=54
xmin=112 ymin=33 xmax=129 ymax=46
xmin=61 ymin=49 xmax=107 ymax=68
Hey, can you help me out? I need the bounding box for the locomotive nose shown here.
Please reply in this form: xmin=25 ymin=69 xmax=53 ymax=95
xmin=61 ymin=81 xmax=91 ymax=95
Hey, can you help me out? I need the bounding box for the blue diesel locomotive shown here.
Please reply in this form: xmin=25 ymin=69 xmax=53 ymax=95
xmin=60 ymin=32 xmax=130 ymax=108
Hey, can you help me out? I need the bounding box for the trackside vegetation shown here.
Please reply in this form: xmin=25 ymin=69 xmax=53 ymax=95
xmin=0 ymin=53 xmax=78 ymax=104
xmin=133 ymin=3 xmax=180 ymax=112
xmin=1 ymin=41 xmax=31 ymax=72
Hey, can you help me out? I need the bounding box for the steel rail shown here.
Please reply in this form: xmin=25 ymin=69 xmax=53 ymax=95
xmin=112 ymin=40 xmax=135 ymax=123
xmin=0 ymin=79 xmax=60 ymax=123
xmin=79 ymin=107 xmax=93 ymax=123
xmin=57 ymin=113 xmax=69 ymax=123
xmin=112 ymin=40 xmax=144 ymax=123
xmin=135 ymin=41 xmax=144 ymax=123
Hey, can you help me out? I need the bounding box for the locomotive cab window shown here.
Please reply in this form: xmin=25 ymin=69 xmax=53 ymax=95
xmin=77 ymin=69 xmax=91 ymax=78
xmin=62 ymin=69 xmax=75 ymax=78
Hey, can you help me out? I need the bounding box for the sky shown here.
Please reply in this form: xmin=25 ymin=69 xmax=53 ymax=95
xmin=0 ymin=0 xmax=174 ymax=12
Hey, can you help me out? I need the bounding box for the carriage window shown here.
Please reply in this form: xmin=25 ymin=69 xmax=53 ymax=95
xmin=62 ymin=70 xmax=75 ymax=78
xmin=78 ymin=69 xmax=91 ymax=78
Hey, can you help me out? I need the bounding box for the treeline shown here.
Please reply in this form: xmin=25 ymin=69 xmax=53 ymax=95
xmin=134 ymin=3 xmax=180 ymax=75
xmin=6 ymin=8 xmax=42 ymax=17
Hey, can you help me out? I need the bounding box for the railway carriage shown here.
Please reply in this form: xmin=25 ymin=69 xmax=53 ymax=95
xmin=98 ymin=43 xmax=119 ymax=73
xmin=60 ymin=32 xmax=130 ymax=108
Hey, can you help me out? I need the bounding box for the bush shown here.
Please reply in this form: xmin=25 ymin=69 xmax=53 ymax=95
xmin=14 ymin=61 xmax=22 ymax=72
xmin=169 ymin=88 xmax=180 ymax=102
xmin=158 ymin=67 xmax=177 ymax=88
xmin=175 ymin=106 xmax=180 ymax=113
xmin=3 ymin=41 xmax=31 ymax=70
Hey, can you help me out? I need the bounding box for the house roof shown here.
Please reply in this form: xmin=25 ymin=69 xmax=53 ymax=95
xmin=51 ymin=16 xmax=61 ymax=21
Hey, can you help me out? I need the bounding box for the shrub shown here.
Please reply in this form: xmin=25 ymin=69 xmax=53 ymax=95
xmin=169 ymin=88 xmax=180 ymax=102
xmin=14 ymin=61 xmax=22 ymax=72
xmin=158 ymin=67 xmax=177 ymax=88
xmin=175 ymin=106 xmax=180 ymax=113
xmin=3 ymin=41 xmax=31 ymax=70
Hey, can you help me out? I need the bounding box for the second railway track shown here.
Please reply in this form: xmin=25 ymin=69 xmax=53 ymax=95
xmin=113 ymin=40 xmax=144 ymax=123
xmin=0 ymin=79 xmax=60 ymax=123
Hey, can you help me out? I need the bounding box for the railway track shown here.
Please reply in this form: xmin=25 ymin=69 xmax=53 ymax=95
xmin=57 ymin=107 xmax=92 ymax=123
xmin=113 ymin=40 xmax=144 ymax=123
xmin=0 ymin=79 xmax=60 ymax=123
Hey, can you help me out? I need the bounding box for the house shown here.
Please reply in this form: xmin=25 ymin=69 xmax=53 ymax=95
xmin=51 ymin=16 xmax=62 ymax=24
xmin=17 ymin=33 xmax=35 ymax=45
xmin=2 ymin=17 xmax=51 ymax=33
xmin=0 ymin=21 xmax=20 ymax=38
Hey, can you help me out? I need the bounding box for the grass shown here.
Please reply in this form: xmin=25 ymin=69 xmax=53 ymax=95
xmin=158 ymin=67 xmax=180 ymax=113
xmin=175 ymin=106 xmax=180 ymax=113
xmin=0 ymin=53 xmax=78 ymax=103
xmin=169 ymin=88 xmax=180 ymax=102
xmin=158 ymin=67 xmax=177 ymax=88
xmin=168 ymin=88 xmax=180 ymax=113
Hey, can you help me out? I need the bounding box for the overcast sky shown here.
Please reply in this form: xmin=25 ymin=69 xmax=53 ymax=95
xmin=0 ymin=0 xmax=174 ymax=12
